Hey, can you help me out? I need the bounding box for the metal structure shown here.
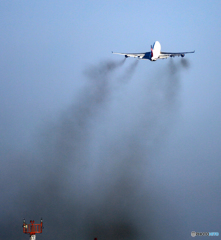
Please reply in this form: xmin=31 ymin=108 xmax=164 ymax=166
xmin=23 ymin=218 xmax=43 ymax=240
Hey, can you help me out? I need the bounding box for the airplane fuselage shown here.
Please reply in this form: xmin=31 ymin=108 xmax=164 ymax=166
xmin=150 ymin=41 xmax=161 ymax=61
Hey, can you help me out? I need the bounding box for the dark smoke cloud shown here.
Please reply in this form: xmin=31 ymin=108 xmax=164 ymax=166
xmin=0 ymin=59 xmax=188 ymax=240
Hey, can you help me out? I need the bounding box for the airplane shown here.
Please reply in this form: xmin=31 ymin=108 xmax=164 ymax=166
xmin=112 ymin=41 xmax=195 ymax=61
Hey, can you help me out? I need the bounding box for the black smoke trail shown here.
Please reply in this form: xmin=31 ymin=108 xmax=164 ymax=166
xmin=0 ymin=59 xmax=189 ymax=240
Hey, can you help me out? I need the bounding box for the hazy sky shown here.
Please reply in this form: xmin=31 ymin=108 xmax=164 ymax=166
xmin=0 ymin=1 xmax=221 ymax=240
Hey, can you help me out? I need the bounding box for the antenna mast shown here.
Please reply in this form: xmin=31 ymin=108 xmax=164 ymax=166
xmin=23 ymin=218 xmax=43 ymax=240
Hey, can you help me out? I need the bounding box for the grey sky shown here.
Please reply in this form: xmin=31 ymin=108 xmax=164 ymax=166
xmin=0 ymin=1 xmax=221 ymax=239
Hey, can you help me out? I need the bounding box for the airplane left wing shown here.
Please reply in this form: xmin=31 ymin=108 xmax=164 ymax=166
xmin=159 ymin=50 xmax=195 ymax=58
xmin=112 ymin=51 xmax=146 ymax=58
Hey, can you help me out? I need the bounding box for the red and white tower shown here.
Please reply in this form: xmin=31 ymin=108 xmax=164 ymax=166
xmin=23 ymin=218 xmax=43 ymax=240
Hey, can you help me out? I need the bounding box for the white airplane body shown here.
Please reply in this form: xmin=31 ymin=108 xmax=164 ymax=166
xmin=112 ymin=41 xmax=195 ymax=61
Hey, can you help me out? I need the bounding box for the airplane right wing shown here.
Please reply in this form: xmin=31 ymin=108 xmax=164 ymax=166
xmin=159 ymin=50 xmax=195 ymax=58
xmin=112 ymin=51 xmax=146 ymax=58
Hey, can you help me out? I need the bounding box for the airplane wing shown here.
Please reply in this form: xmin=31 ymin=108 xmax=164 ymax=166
xmin=159 ymin=50 xmax=195 ymax=58
xmin=112 ymin=51 xmax=146 ymax=58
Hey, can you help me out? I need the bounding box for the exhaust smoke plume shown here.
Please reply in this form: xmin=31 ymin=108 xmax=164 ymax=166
xmin=118 ymin=60 xmax=139 ymax=83
xmin=0 ymin=59 xmax=188 ymax=240
xmin=180 ymin=58 xmax=190 ymax=69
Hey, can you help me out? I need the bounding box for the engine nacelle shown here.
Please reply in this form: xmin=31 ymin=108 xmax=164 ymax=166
xmin=125 ymin=55 xmax=128 ymax=58
xmin=181 ymin=54 xmax=185 ymax=57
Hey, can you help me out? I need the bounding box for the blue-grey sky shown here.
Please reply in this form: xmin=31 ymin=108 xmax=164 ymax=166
xmin=0 ymin=1 xmax=221 ymax=240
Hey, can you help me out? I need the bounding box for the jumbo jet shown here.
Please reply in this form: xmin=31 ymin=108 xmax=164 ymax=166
xmin=112 ymin=41 xmax=195 ymax=61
